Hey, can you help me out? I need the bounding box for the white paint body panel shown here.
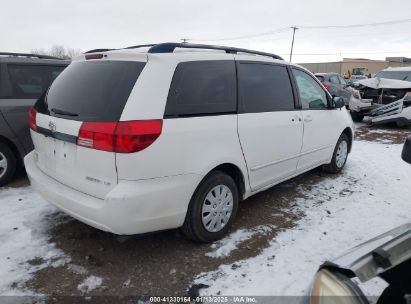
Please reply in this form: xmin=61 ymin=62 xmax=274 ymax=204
xmin=237 ymin=112 xmax=303 ymax=191
xmin=298 ymin=109 xmax=345 ymax=171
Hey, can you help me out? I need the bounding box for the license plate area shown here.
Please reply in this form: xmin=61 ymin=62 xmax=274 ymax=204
xmin=40 ymin=136 xmax=76 ymax=173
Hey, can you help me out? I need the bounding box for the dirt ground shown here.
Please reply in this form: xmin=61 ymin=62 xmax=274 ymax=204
xmin=11 ymin=123 xmax=411 ymax=299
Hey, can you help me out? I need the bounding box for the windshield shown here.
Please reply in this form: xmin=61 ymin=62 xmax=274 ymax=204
xmin=375 ymin=70 xmax=411 ymax=82
xmin=35 ymin=60 xmax=146 ymax=122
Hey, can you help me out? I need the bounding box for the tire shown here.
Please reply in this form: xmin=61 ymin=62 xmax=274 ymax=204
xmin=350 ymin=111 xmax=364 ymax=122
xmin=181 ymin=171 xmax=238 ymax=243
xmin=323 ymin=133 xmax=349 ymax=174
xmin=0 ymin=142 xmax=17 ymax=186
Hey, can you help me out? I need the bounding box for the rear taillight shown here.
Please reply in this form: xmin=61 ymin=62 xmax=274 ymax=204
xmin=29 ymin=107 xmax=37 ymax=131
xmin=77 ymin=120 xmax=163 ymax=153
xmin=322 ymin=82 xmax=329 ymax=90
xmin=85 ymin=53 xmax=104 ymax=60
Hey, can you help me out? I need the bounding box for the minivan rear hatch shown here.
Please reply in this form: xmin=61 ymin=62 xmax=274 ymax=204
xmin=32 ymin=58 xmax=146 ymax=199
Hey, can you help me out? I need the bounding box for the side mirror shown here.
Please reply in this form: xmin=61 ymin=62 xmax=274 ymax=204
xmin=402 ymin=136 xmax=411 ymax=164
xmin=333 ymin=96 xmax=345 ymax=109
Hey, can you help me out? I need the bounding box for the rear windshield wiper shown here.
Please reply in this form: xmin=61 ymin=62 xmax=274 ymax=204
xmin=51 ymin=108 xmax=79 ymax=117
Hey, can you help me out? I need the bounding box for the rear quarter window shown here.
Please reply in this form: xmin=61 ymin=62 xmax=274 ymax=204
xmin=36 ymin=61 xmax=146 ymax=122
xmin=4 ymin=64 xmax=66 ymax=99
xmin=164 ymin=60 xmax=236 ymax=117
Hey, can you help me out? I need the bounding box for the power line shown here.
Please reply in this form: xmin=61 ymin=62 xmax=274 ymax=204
xmin=190 ymin=27 xmax=290 ymax=42
xmin=279 ymin=50 xmax=411 ymax=56
xmin=297 ymin=18 xmax=411 ymax=29
xmin=190 ymin=18 xmax=411 ymax=42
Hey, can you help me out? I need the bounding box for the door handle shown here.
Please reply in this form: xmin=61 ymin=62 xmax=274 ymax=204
xmin=304 ymin=116 xmax=313 ymax=122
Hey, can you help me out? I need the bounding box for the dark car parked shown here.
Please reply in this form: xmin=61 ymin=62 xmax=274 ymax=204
xmin=0 ymin=53 xmax=69 ymax=185
xmin=315 ymin=72 xmax=353 ymax=106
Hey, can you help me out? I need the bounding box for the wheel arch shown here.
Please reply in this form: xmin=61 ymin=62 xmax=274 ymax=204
xmin=203 ymin=163 xmax=247 ymax=200
xmin=342 ymin=127 xmax=353 ymax=153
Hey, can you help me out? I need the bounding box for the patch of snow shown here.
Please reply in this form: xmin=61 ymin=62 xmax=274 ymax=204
xmin=206 ymin=225 xmax=275 ymax=258
xmin=0 ymin=187 xmax=69 ymax=295
xmin=67 ymin=264 xmax=88 ymax=275
xmin=77 ymin=275 xmax=103 ymax=294
xmin=195 ymin=141 xmax=411 ymax=297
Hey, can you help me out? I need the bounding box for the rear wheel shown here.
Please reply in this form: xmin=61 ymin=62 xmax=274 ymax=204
xmin=182 ymin=171 xmax=238 ymax=243
xmin=0 ymin=143 xmax=17 ymax=186
xmin=350 ymin=111 xmax=364 ymax=122
xmin=323 ymin=133 xmax=349 ymax=174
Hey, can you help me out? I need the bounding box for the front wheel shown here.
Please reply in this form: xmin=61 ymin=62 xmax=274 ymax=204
xmin=181 ymin=171 xmax=238 ymax=243
xmin=323 ymin=133 xmax=349 ymax=174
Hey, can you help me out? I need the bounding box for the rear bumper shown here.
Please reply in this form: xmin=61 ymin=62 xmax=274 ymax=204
xmin=349 ymin=96 xmax=376 ymax=113
xmin=24 ymin=151 xmax=203 ymax=235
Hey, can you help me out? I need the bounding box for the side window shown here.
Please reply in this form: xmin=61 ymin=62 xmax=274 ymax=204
xmin=238 ymin=63 xmax=295 ymax=113
xmin=339 ymin=76 xmax=347 ymax=85
xmin=6 ymin=65 xmax=66 ymax=99
xmin=164 ymin=61 xmax=236 ymax=117
xmin=329 ymin=75 xmax=340 ymax=84
xmin=292 ymin=69 xmax=328 ymax=110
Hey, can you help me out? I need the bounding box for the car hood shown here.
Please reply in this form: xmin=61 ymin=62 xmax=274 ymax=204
xmin=359 ymin=77 xmax=411 ymax=89
xmin=321 ymin=223 xmax=411 ymax=282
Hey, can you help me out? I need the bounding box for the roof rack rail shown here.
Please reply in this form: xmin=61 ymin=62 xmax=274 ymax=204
xmin=124 ymin=44 xmax=157 ymax=50
xmin=147 ymin=42 xmax=284 ymax=60
xmin=84 ymin=44 xmax=157 ymax=54
xmin=84 ymin=48 xmax=116 ymax=54
xmin=0 ymin=52 xmax=63 ymax=60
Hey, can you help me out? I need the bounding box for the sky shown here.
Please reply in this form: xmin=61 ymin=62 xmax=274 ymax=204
xmin=1 ymin=0 xmax=411 ymax=63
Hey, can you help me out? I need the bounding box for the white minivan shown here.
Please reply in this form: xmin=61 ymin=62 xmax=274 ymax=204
xmin=25 ymin=43 xmax=354 ymax=242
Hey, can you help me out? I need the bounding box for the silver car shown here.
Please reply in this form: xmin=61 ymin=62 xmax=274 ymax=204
xmin=0 ymin=53 xmax=69 ymax=185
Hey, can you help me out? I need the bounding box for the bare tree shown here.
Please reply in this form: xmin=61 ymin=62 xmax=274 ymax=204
xmin=31 ymin=45 xmax=82 ymax=59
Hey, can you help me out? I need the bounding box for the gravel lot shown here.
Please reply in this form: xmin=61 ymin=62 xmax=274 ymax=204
xmin=1 ymin=123 xmax=410 ymax=299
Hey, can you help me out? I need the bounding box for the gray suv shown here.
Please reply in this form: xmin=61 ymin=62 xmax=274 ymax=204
xmin=0 ymin=53 xmax=69 ymax=185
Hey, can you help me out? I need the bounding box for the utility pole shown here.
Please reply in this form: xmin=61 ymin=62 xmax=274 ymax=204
xmin=181 ymin=38 xmax=189 ymax=43
xmin=289 ymin=26 xmax=299 ymax=62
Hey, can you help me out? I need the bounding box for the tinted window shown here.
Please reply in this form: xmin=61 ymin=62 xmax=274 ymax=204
xmin=5 ymin=65 xmax=65 ymax=99
xmin=164 ymin=61 xmax=236 ymax=117
xmin=36 ymin=61 xmax=145 ymax=122
xmin=292 ymin=69 xmax=328 ymax=110
xmin=238 ymin=63 xmax=295 ymax=113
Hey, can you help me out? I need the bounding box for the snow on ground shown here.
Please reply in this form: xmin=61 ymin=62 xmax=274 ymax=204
xmin=0 ymin=187 xmax=68 ymax=295
xmin=206 ymin=225 xmax=276 ymax=258
xmin=77 ymin=275 xmax=103 ymax=294
xmin=195 ymin=141 xmax=411 ymax=296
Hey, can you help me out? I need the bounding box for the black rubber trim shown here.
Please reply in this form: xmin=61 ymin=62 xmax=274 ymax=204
xmin=35 ymin=126 xmax=77 ymax=144
xmin=164 ymin=112 xmax=237 ymax=119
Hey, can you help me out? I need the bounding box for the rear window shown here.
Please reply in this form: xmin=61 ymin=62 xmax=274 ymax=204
xmin=3 ymin=65 xmax=66 ymax=99
xmin=164 ymin=61 xmax=236 ymax=117
xmin=238 ymin=63 xmax=295 ymax=113
xmin=36 ymin=61 xmax=145 ymax=122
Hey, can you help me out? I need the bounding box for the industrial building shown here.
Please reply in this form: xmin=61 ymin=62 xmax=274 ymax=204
xmin=299 ymin=57 xmax=411 ymax=77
